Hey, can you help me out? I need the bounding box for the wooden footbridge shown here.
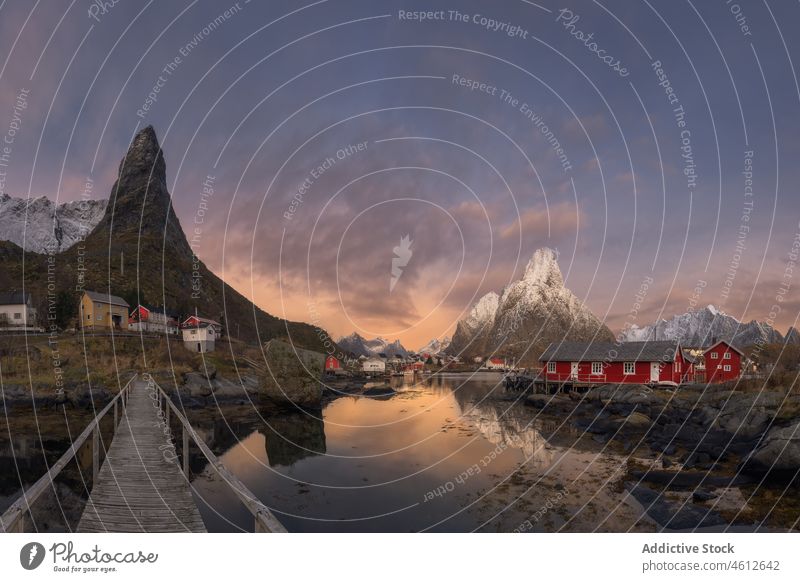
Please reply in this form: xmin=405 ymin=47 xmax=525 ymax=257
xmin=1 ymin=373 xmax=285 ymax=533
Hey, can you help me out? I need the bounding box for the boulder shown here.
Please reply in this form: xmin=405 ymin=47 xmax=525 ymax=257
xmin=259 ymin=340 xmax=324 ymax=409
xmin=626 ymin=483 xmax=726 ymax=529
xmin=586 ymin=384 xmax=661 ymax=407
xmin=183 ymin=372 xmax=213 ymax=398
xmin=525 ymin=394 xmax=552 ymax=409
xmin=621 ymin=411 xmax=652 ymax=428
xmin=200 ymin=365 xmax=217 ymax=381
xmin=742 ymin=421 xmax=800 ymax=476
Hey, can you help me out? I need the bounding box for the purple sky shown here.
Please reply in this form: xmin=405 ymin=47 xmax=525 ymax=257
xmin=1 ymin=0 xmax=799 ymax=348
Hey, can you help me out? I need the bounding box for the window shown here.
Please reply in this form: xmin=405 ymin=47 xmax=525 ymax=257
xmin=591 ymin=362 xmax=603 ymax=375
xmin=87 ymin=314 xmax=91 ymax=320
xmin=724 ymin=352 xmax=731 ymax=359
xmin=711 ymin=352 xmax=718 ymax=359
xmin=676 ymin=362 xmax=681 ymax=373
xmin=13 ymin=312 xmax=21 ymax=319
xmin=623 ymin=362 xmax=635 ymax=375
xmin=723 ymin=365 xmax=731 ymax=372
xmin=547 ymin=362 xmax=556 ymax=373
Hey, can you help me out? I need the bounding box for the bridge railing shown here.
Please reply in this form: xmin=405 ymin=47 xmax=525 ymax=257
xmin=142 ymin=373 xmax=287 ymax=533
xmin=0 ymin=373 xmax=137 ymax=533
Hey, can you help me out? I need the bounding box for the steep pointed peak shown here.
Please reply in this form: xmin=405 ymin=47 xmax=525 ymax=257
xmin=117 ymin=125 xmax=165 ymax=180
xmin=522 ymin=247 xmax=563 ymax=287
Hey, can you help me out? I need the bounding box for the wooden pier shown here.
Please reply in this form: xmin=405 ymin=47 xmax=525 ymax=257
xmin=78 ymin=378 xmax=205 ymax=532
xmin=1 ymin=373 xmax=286 ymax=533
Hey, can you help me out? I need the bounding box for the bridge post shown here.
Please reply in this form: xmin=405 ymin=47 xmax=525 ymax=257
xmin=92 ymin=426 xmax=99 ymax=483
xmin=182 ymin=425 xmax=189 ymax=477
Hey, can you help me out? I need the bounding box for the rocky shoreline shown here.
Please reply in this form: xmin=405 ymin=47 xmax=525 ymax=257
xmin=522 ymin=383 xmax=800 ymax=529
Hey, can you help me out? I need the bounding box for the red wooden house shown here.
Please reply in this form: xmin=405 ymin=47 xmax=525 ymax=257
xmin=703 ymin=340 xmax=743 ymax=383
xmin=325 ymin=355 xmax=341 ymax=373
xmin=539 ymin=340 xmax=694 ymax=386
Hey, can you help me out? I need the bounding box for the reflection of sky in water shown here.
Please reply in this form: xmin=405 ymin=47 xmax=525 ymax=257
xmin=190 ymin=374 xmax=565 ymax=532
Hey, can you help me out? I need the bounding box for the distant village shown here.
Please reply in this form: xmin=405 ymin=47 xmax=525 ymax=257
xmin=0 ymin=288 xmax=775 ymax=389
xmin=0 ymin=289 xmax=221 ymax=353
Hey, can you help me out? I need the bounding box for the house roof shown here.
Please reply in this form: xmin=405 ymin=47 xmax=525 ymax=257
xmin=703 ymin=339 xmax=745 ymax=356
xmin=540 ymin=340 xmax=682 ymax=363
xmin=681 ymin=349 xmax=699 ymax=364
xmin=181 ymin=315 xmax=221 ymax=327
xmin=84 ymin=290 xmax=129 ymax=307
xmin=0 ymin=291 xmax=31 ymax=305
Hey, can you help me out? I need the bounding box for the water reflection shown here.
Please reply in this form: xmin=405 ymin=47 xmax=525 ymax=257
xmin=262 ymin=414 xmax=326 ymax=467
xmin=0 ymin=373 xmax=652 ymax=532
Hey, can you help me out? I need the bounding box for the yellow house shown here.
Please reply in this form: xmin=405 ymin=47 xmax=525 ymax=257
xmin=79 ymin=291 xmax=130 ymax=330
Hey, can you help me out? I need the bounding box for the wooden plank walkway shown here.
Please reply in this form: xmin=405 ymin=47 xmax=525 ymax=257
xmin=78 ymin=378 xmax=206 ymax=532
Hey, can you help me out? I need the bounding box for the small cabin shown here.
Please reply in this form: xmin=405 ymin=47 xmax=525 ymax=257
xmin=325 ymin=355 xmax=346 ymax=376
xmin=362 ymin=357 xmax=386 ymax=376
xmin=180 ymin=315 xmax=221 ymax=353
xmin=485 ymin=357 xmax=506 ymax=370
xmin=539 ymin=340 xmax=694 ymax=387
xmin=703 ymin=340 xmax=743 ymax=383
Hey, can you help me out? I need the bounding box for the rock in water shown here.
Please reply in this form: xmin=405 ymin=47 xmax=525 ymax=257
xmin=259 ymin=340 xmax=324 ymax=408
xmin=447 ymin=248 xmax=612 ymax=365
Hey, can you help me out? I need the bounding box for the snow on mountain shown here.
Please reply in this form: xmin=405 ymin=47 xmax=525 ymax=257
xmin=0 ymin=193 xmax=106 ymax=253
xmin=447 ymin=247 xmax=613 ymax=364
xmin=417 ymin=336 xmax=451 ymax=356
xmin=619 ymin=305 xmax=784 ymax=346
xmin=337 ymin=332 xmax=409 ymax=357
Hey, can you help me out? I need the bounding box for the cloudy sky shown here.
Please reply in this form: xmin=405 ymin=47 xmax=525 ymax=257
xmin=1 ymin=0 xmax=799 ymax=348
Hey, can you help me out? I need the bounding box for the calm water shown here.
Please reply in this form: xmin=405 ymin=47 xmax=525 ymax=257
xmin=0 ymin=373 xmax=664 ymax=532
xmin=185 ymin=372 xmax=647 ymax=532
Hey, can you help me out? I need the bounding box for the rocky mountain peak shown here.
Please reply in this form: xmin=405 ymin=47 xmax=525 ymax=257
xmin=447 ymin=248 xmax=613 ymax=364
xmin=522 ymin=247 xmax=563 ymax=288
xmin=95 ymin=125 xmax=189 ymax=256
xmin=465 ymin=292 xmax=499 ymax=328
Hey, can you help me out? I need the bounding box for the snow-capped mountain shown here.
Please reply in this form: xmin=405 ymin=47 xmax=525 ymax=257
xmin=447 ymin=248 xmax=613 ymax=364
xmin=337 ymin=332 xmax=409 ymax=357
xmin=619 ymin=305 xmax=784 ymax=346
xmin=0 ymin=193 xmax=106 ymax=253
xmin=417 ymin=336 xmax=451 ymax=356
xmin=786 ymin=327 xmax=800 ymax=345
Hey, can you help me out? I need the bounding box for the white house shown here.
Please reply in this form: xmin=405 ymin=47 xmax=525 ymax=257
xmin=0 ymin=292 xmax=38 ymax=331
xmin=181 ymin=315 xmax=221 ymax=353
xmin=485 ymin=357 xmax=506 ymax=370
xmin=362 ymin=357 xmax=386 ymax=375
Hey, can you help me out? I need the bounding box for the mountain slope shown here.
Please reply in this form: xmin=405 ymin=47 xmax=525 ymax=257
xmin=0 ymin=193 xmax=105 ymax=253
xmin=417 ymin=336 xmax=451 ymax=356
xmin=620 ymin=305 xmax=784 ymax=347
xmin=447 ymin=248 xmax=613 ymax=365
xmin=337 ymin=332 xmax=409 ymax=357
xmin=0 ymin=126 xmax=334 ymax=350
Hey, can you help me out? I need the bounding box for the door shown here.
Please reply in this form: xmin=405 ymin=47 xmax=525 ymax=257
xmin=197 ymin=342 xmax=201 ymax=353
xmin=650 ymin=362 xmax=660 ymax=383
xmin=570 ymin=362 xmax=579 ymax=379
